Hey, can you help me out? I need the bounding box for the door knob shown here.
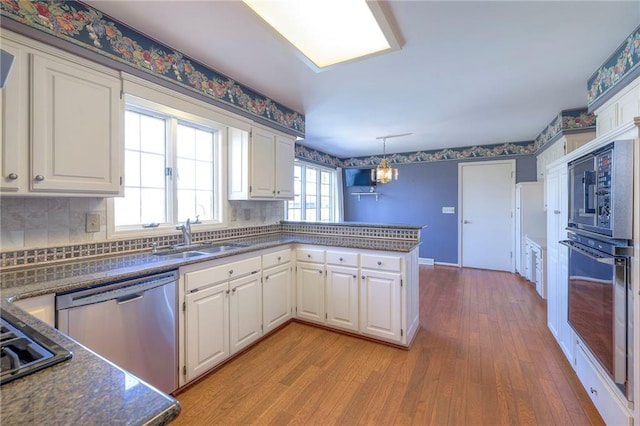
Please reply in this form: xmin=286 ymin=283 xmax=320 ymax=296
xmin=34 ymin=175 xmax=45 ymax=181
xmin=7 ymin=173 xmax=17 ymax=180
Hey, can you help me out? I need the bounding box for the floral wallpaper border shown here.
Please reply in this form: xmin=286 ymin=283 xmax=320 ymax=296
xmin=533 ymin=108 xmax=596 ymax=152
xmin=0 ymin=0 xmax=305 ymax=135
xmin=294 ymin=141 xmax=535 ymax=169
xmin=587 ymin=24 xmax=640 ymax=110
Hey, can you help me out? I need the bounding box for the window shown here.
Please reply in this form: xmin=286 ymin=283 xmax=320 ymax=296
xmin=114 ymin=100 xmax=223 ymax=231
xmin=286 ymin=162 xmax=337 ymax=222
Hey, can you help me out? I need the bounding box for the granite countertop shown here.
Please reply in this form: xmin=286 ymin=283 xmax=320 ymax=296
xmin=0 ymin=232 xmax=420 ymax=425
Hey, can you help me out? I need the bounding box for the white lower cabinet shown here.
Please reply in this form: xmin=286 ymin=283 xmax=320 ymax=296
xmin=13 ymin=294 xmax=55 ymax=327
xmin=360 ymin=269 xmax=401 ymax=342
xmin=181 ymin=255 xmax=262 ymax=384
xmin=575 ymin=343 xmax=633 ymax=426
xmin=325 ymin=265 xmax=359 ymax=332
xmin=185 ymin=282 xmax=229 ymax=383
xmin=262 ymin=248 xmax=293 ymax=334
xmin=296 ymin=261 xmax=325 ymax=324
xmin=263 ymin=263 xmax=292 ymax=333
xmin=229 ymin=273 xmax=263 ymax=355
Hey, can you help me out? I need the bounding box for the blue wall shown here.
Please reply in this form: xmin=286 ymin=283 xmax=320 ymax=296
xmin=343 ymin=155 xmax=538 ymax=264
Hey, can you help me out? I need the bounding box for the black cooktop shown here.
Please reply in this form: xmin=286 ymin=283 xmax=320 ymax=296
xmin=0 ymin=310 xmax=72 ymax=385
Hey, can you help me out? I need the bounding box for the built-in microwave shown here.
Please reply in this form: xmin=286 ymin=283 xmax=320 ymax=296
xmin=567 ymin=140 xmax=633 ymax=240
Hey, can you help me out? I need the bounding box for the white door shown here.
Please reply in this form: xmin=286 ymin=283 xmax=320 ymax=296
xmin=249 ymin=127 xmax=275 ymax=197
xmin=185 ymin=282 xmax=229 ymax=382
xmin=296 ymin=262 xmax=325 ymax=324
xmin=274 ymin=134 xmax=295 ymax=198
xmin=229 ymin=272 xmax=263 ymax=355
xmin=263 ymin=264 xmax=292 ymax=333
xmin=360 ymin=270 xmax=401 ymax=342
xmin=326 ymin=265 xmax=359 ymax=332
xmin=459 ymin=160 xmax=515 ymax=272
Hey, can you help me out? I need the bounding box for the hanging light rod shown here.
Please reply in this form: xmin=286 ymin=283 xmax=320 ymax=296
xmin=375 ymin=133 xmax=412 ymax=140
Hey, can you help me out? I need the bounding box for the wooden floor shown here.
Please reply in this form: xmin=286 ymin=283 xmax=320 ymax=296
xmin=172 ymin=265 xmax=604 ymax=425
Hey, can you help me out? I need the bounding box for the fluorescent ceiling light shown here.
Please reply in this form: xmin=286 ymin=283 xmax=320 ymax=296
xmin=242 ymin=0 xmax=399 ymax=69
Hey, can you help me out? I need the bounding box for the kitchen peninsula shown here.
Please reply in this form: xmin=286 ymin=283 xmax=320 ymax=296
xmin=0 ymin=221 xmax=422 ymax=425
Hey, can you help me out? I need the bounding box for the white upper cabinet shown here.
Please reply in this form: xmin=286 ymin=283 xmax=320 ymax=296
xmin=0 ymin=37 xmax=28 ymax=193
xmin=594 ymin=77 xmax=640 ymax=137
xmin=228 ymin=124 xmax=295 ymax=200
xmin=1 ymin=30 xmax=123 ymax=196
xmin=30 ymin=53 xmax=122 ymax=194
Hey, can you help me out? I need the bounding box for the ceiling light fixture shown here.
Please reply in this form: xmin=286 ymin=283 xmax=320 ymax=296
xmin=372 ymin=133 xmax=411 ymax=184
xmin=242 ymin=0 xmax=401 ymax=70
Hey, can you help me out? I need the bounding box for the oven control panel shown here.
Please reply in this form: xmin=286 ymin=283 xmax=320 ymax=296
xmin=595 ymin=149 xmax=612 ymax=229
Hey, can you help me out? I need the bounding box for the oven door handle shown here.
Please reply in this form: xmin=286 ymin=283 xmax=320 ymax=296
xmin=559 ymin=240 xmax=616 ymax=264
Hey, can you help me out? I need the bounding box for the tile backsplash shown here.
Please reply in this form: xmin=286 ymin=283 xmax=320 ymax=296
xmin=0 ymin=197 xmax=285 ymax=252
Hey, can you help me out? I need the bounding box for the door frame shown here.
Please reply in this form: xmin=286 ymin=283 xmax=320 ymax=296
xmin=457 ymin=159 xmax=516 ymax=271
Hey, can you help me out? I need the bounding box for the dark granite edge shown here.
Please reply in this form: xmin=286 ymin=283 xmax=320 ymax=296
xmin=281 ymin=220 xmax=426 ymax=230
xmin=3 ymin=234 xmax=420 ymax=302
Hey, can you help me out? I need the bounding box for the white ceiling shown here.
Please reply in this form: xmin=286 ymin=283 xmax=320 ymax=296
xmin=90 ymin=1 xmax=640 ymax=158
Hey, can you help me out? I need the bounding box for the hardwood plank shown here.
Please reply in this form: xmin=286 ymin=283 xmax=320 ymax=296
xmin=171 ymin=265 xmax=605 ymax=426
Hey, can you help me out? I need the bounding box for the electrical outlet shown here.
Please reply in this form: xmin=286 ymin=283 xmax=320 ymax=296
xmin=86 ymin=213 xmax=100 ymax=233
xmin=442 ymin=207 xmax=455 ymax=214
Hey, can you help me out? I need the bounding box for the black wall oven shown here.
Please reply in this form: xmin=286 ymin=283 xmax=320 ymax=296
xmin=564 ymin=139 xmax=634 ymax=402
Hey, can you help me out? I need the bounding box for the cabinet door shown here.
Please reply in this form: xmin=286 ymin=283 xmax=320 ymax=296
xmin=274 ymin=134 xmax=294 ymax=198
xmin=31 ymin=53 xmax=122 ymax=194
xmin=296 ymin=261 xmax=325 ymax=324
xmin=227 ymin=127 xmax=250 ymax=200
xmin=360 ymin=269 xmax=401 ymax=342
xmin=263 ymin=263 xmax=292 ymax=333
xmin=13 ymin=294 xmax=55 ymax=327
xmin=326 ymin=265 xmax=359 ymax=332
xmin=185 ymin=282 xmax=229 ymax=382
xmin=0 ymin=39 xmax=28 ymax=192
xmin=249 ymin=127 xmax=275 ymax=197
xmin=229 ymin=272 xmax=263 ymax=355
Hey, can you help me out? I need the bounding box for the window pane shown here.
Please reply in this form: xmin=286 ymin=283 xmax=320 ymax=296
xmin=124 ymin=111 xmax=140 ymax=151
xmin=140 ymin=115 xmax=165 ymax=154
xmin=177 ymin=157 xmax=196 ymax=189
xmin=140 ymin=152 xmax=166 ymax=188
xmin=124 ymin=150 xmax=141 ymax=187
xmin=114 ymin=187 xmax=141 ymax=227
xmin=195 ymin=129 xmax=213 ymax=161
xmin=141 ymin=188 xmax=166 ymax=223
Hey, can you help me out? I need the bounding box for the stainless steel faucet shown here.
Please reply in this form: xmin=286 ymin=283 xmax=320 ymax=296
xmin=176 ymin=218 xmax=192 ymax=246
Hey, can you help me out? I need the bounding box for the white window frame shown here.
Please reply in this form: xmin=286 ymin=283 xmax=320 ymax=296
xmin=286 ymin=161 xmax=338 ymax=222
xmin=108 ymin=95 xmax=229 ymax=239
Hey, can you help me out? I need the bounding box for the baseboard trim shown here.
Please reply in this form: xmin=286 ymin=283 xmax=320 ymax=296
xmin=435 ymin=261 xmax=460 ymax=267
xmin=419 ymin=257 xmax=434 ymax=266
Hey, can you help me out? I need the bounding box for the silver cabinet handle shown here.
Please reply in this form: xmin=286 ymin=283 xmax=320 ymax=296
xmin=463 ymin=220 xmax=470 ymax=224
xmin=554 ymin=210 xmax=561 ymax=215
xmin=590 ymin=387 xmax=597 ymax=395
xmin=361 ymin=275 xmax=365 ymax=280
xmin=307 ymin=254 xmax=311 ymax=258
xmin=232 ymin=288 xmax=237 ymax=293
xmin=34 ymin=175 xmax=45 ymax=181
xmin=339 ymin=257 xmax=344 ymax=262
xmin=229 ymin=269 xmax=234 ymax=275
xmin=7 ymin=173 xmax=17 ymax=180
xmin=318 ymin=270 xmax=322 ymax=274
xmin=377 ymin=261 xmax=382 ymax=266
xmin=277 ymin=256 xmax=281 ymax=261
xmin=226 ymin=290 xmax=230 ymax=295
xmin=352 ymin=275 xmax=357 ymax=279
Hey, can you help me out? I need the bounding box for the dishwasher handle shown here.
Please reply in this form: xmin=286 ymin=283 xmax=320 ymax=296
xmin=56 ymin=270 xmax=177 ymax=310
xmin=116 ymin=293 xmax=144 ymax=305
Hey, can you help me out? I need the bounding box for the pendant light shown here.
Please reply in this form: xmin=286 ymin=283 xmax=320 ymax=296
xmin=372 ymin=133 xmax=411 ymax=184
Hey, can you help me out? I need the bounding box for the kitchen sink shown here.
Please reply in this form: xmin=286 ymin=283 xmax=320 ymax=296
xmin=155 ymin=250 xmax=208 ymax=259
xmin=197 ymin=244 xmax=246 ymax=254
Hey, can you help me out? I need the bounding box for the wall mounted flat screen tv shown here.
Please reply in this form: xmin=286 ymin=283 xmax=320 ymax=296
xmin=344 ymin=168 xmax=376 ymax=187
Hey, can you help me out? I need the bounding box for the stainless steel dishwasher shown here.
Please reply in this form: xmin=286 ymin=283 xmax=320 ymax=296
xmin=56 ymin=270 xmax=178 ymax=394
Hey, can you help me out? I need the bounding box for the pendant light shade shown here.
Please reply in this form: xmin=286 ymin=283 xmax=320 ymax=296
xmin=372 ymin=133 xmax=410 ymax=184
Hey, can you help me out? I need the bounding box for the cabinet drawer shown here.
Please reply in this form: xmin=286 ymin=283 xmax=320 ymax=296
xmin=297 ymin=248 xmax=325 ymax=263
xmin=185 ymin=256 xmax=261 ymax=292
xmin=263 ymin=248 xmax=291 ymax=269
xmin=361 ymin=254 xmax=401 ymax=272
xmin=326 ymin=250 xmax=358 ymax=267
xmin=575 ymin=343 xmax=632 ymax=426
